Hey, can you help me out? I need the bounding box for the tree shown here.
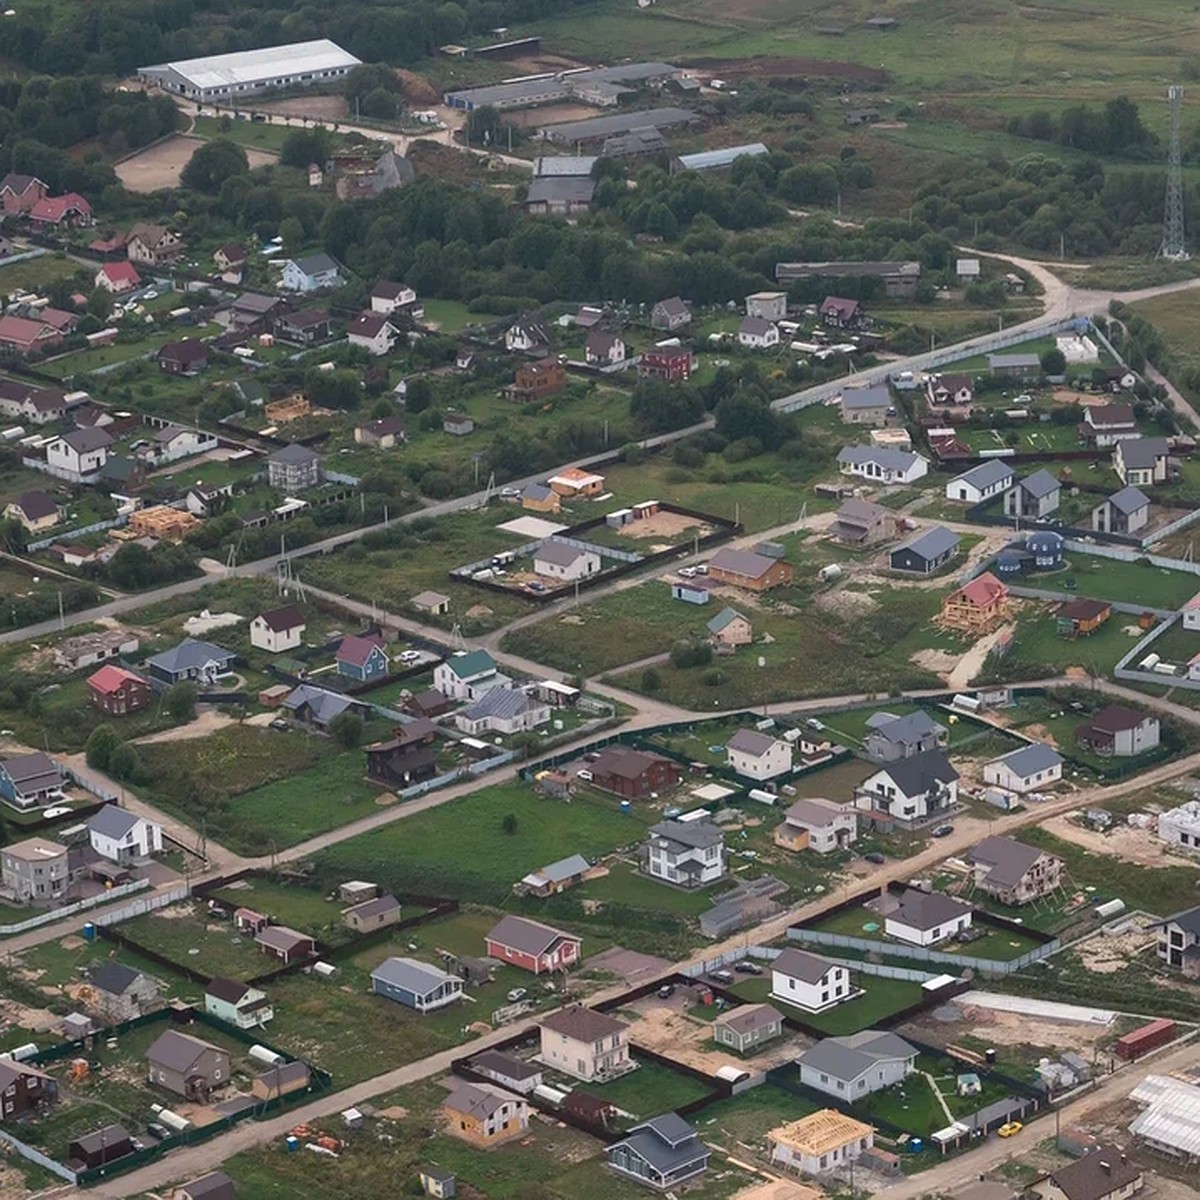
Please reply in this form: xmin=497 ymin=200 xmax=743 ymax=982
xmin=466 ymin=105 xmax=504 ymax=147
xmin=362 ymin=87 xmax=399 ymax=119
xmin=404 ymin=376 xmax=433 ymax=413
xmin=85 ymin=724 xmax=118 ymax=771
xmin=109 ymin=742 xmax=140 ymax=783
xmin=1041 ymin=347 xmax=1067 ymax=376
xmin=181 ymin=139 xmax=249 ymax=193
xmin=279 ymin=216 xmax=305 ymax=255
xmin=280 ymin=127 xmax=333 ymax=170
xmin=501 ymin=812 xmax=518 ymax=835
xmin=87 ymin=288 xmax=113 ymax=321
xmin=164 ymin=682 xmax=198 ymax=723
xmin=329 ymin=710 xmax=364 ymax=749
xmin=641 ymin=667 xmax=661 ymax=692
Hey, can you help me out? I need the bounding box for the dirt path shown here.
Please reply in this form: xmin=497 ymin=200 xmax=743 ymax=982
xmin=132 ymin=710 xmax=235 ymax=745
xmin=947 ymin=621 xmax=1016 ymax=690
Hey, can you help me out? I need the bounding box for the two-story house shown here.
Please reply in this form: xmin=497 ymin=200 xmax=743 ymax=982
xmin=645 ymin=818 xmax=726 ymax=888
xmin=443 ymin=1081 xmax=529 ymax=1148
xmin=1152 ymin=905 xmax=1200 ymax=977
xmin=970 ymin=835 xmax=1064 ymax=907
xmin=855 ymin=750 xmax=959 ymax=826
xmin=146 ymin=1029 xmax=229 ymax=1100
xmin=347 ymin=312 xmax=398 ymax=355
xmin=126 ymin=222 xmax=183 ymax=265
xmin=433 ymin=649 xmax=505 ymax=700
xmin=1 ymin=837 xmax=69 ymax=903
xmin=249 ymin=605 xmax=306 ymax=654
xmin=864 ymin=711 xmax=947 ymax=762
xmin=538 ymin=1005 xmax=630 ymax=1081
xmin=726 ymin=728 xmax=793 ymax=781
xmin=44 ymin=428 xmax=111 ymax=482
xmin=770 ymin=948 xmax=853 ymax=1012
xmin=1077 ymin=706 xmax=1160 ymax=758
xmin=87 ymin=805 xmax=163 ymax=864
xmin=1114 ymin=437 xmax=1170 ymax=487
xmin=267 ymin=444 xmax=322 ymax=492
xmin=0 ymin=1059 xmax=57 ymax=1119
xmin=281 ymin=253 xmax=343 ymax=293
xmin=370 ymin=281 xmax=418 ymax=315
xmin=204 ymin=977 xmax=273 ymax=1028
xmin=774 ymin=797 xmax=857 ymax=854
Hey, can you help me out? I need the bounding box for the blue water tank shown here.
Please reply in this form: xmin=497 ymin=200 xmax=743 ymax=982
xmin=620 ymin=800 xmax=632 ymax=813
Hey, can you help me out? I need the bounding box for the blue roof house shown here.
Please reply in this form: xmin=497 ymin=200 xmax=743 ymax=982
xmin=144 ymin=638 xmax=236 ymax=687
xmin=371 ymin=957 xmax=463 ymax=1013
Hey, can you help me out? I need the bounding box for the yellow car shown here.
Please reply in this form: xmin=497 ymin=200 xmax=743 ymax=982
xmin=997 ymin=1122 xmax=1023 ymax=1138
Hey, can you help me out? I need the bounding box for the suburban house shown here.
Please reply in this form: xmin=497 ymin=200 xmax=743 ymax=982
xmin=433 ymin=649 xmax=505 ymax=700
xmin=589 ymin=746 xmax=680 ymax=798
xmin=0 ymin=381 xmax=70 ymax=424
xmin=890 ymin=526 xmax=959 ymax=575
xmin=940 ymin=572 xmax=1008 ymax=632
xmin=707 ymin=547 xmax=793 ymax=591
xmin=1080 ymin=404 xmax=1138 ymax=448
xmin=255 ymin=926 xmax=316 ymax=963
xmin=455 ymin=688 xmax=551 ymax=735
xmin=1006 ymin=469 xmax=1061 ymax=519
xmin=1092 ymin=486 xmax=1150 ymax=535
xmin=0 ymin=172 xmax=48 ymax=212
xmin=517 ymin=853 xmax=593 ymax=898
xmin=1152 ymin=905 xmax=1200 ymax=977
xmin=3 ymin=489 xmax=60 ymax=533
xmin=839 ymin=384 xmax=891 ymax=427
xmin=157 ymin=340 xmax=209 ymax=376
xmin=177 ymin=1173 xmax=238 ymax=1200
xmin=370 ymin=281 xmax=418 ymax=315
xmin=356 ymin=416 xmax=407 ymax=448
xmin=335 ymin=634 xmax=389 ymax=682
xmin=837 ymin=445 xmax=929 ymax=485
xmin=442 ymin=1081 xmax=529 ymax=1148
xmin=798 ymin=1030 xmax=918 ymax=1099
xmin=1114 ymin=437 xmax=1170 ymax=486
xmin=281 ymin=253 xmax=343 ymax=292
xmin=87 ymin=805 xmax=163 ymax=864
xmin=1057 ymin=599 xmax=1112 ymax=638
xmin=831 ymin=498 xmax=899 ymax=546
xmin=650 ymin=296 xmax=690 ymax=331
xmin=746 ymin=291 xmax=787 ymax=320
xmin=468 ymin=1050 xmax=544 ymax=1095
xmin=343 ymin=893 xmax=403 ymax=933
xmin=775 ymin=797 xmax=858 ymax=854
xmin=645 ymin=818 xmax=726 ymax=888
xmin=988 ymin=352 xmax=1040 ymax=377
xmin=856 ymin=750 xmax=959 ymax=825
xmin=0 ymin=751 xmax=64 ymax=810
xmin=585 ymin=330 xmax=626 ymax=366
xmin=927 ymin=373 xmax=973 ymax=406
xmin=1029 ymin=1145 xmax=1143 ymax=1200
xmin=737 ymin=316 xmax=780 ymax=349
xmin=507 ymin=356 xmax=567 ymax=401
xmin=538 ymin=1005 xmax=630 ymax=1081
xmin=0 ymin=1059 xmax=57 ymax=1120
xmin=547 ymin=466 xmax=605 ymax=498
xmin=769 ymin=1109 xmax=874 ymax=1176
xmin=68 ymin=1125 xmax=135 ymax=1170
xmin=419 ymin=1167 xmax=457 ymax=1199
xmin=1077 ymin=706 xmax=1160 ymax=758
xmin=882 ymin=887 xmax=974 ymax=946
xmin=365 ymin=734 xmax=438 ymax=789
xmin=371 ymin=957 xmax=463 ymax=1012
xmin=87 ymin=962 xmax=160 ymax=1022
xmin=0 ymin=312 xmax=64 ymax=355
xmin=44 ymin=428 xmax=111 ymax=482
xmin=204 ymin=977 xmax=273 ymax=1029
xmin=275 ymin=309 xmax=332 ymax=344
xmin=126 ymin=222 xmax=182 ymax=265
xmin=533 ymin=541 xmax=601 ymax=582
xmin=266 ymin=444 xmax=322 ymax=491
xmin=504 ymin=316 xmax=553 ymax=354
xmin=983 ymin=744 xmax=1064 ymax=794
xmin=229 ymin=291 xmax=289 ymax=332
xmin=1158 ymin=801 xmax=1200 ymax=858
xmin=606 ymin=1114 xmax=710 ymax=1191
xmin=771 ymin=948 xmax=852 ymax=1012
xmin=524 ymin=174 xmax=596 ymax=215
xmin=1 ymin=837 xmax=69 ymax=903
xmin=411 ymin=590 xmax=450 ymax=616
xmin=144 ymin=638 xmax=235 ymax=687
xmin=712 ymin=1003 xmax=784 ymax=1053
xmin=970 ymin=835 xmax=1064 ymax=907
xmin=249 ymin=605 xmax=307 ymax=654
xmin=639 ymin=345 xmax=694 ymax=381
xmin=485 ymin=915 xmax=581 ymax=975
xmin=145 ymin=1029 xmax=229 ymax=1100
xmin=214 ymin=242 xmax=247 ymax=276
xmin=946 ymin=460 xmax=1015 ymax=504
xmin=347 ymin=312 xmax=398 ymax=355
xmin=405 ymin=688 xmax=453 ymax=719
xmin=282 ymin=685 xmax=365 ymax=732
xmin=56 ymin=630 xmax=140 ymax=671
xmin=726 ymin=728 xmax=793 ymax=780
xmin=707 ymin=607 xmax=753 ymax=650
xmin=820 ymin=296 xmax=862 ymax=328
xmin=519 ymin=483 xmax=561 ymax=515
xmin=864 ymin=710 xmax=948 ymax=762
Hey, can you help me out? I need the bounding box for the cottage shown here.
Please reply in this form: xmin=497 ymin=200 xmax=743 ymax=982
xmin=0 ymin=173 xmax=48 ymax=213
xmin=820 ymin=296 xmax=861 ymax=329
xmin=941 ymin=572 xmax=1008 ymax=632
xmin=343 ymin=893 xmax=403 ymax=933
xmin=726 ymin=728 xmax=792 ymax=780
xmin=707 ymin=607 xmax=752 ymax=649
xmin=69 ymin=1124 xmax=135 ymax=1170
xmin=336 ymin=634 xmax=389 ymax=682
xmin=589 ymin=746 xmax=680 ymax=798
xmin=281 ymin=253 xmax=342 ymax=293
xmin=468 ymin=1050 xmax=543 ymax=1095
xmin=707 ymin=547 xmax=793 ymax=591
xmin=204 ymin=977 xmax=273 ymax=1029
xmin=947 ymin=460 xmax=1015 ymax=504
xmin=443 ymin=1081 xmax=529 ymax=1147
xmin=927 ymin=373 xmax=973 ymax=406
xmin=0 ymin=751 xmax=63 ymax=810
xmin=1029 ymin=1146 xmax=1143 ymax=1200
xmin=521 ymin=482 xmax=561 ymax=513
xmin=889 ymin=526 xmax=959 ymax=575
xmin=126 ymin=222 xmax=182 ymax=265
xmin=1006 ymin=469 xmax=1061 ymax=519
xmin=988 ymin=352 xmax=1040 ymax=378
xmin=883 ymin=888 xmax=973 ymax=946
xmin=267 ymin=444 xmax=322 ymax=491
xmin=504 ymin=316 xmax=553 ymax=354
xmin=712 ymin=1003 xmax=784 ymax=1053
xmin=746 ymin=291 xmax=787 ymax=321
xmin=831 ymin=498 xmax=897 ymax=546
xmin=771 ymin=948 xmax=851 ymax=1012
xmin=1092 ymin=486 xmax=1150 ymax=535
xmin=518 ymin=853 xmax=592 ymax=897
xmin=1152 ymin=904 xmax=1200 ymax=976
xmin=839 ymin=384 xmax=891 ymax=427
xmin=229 ymin=291 xmax=289 ymax=332
xmin=1057 ymin=599 xmax=1112 ymax=639
xmin=214 ymin=242 xmax=247 ymax=275
xmin=606 ymin=1114 xmax=709 ymax=1191
xmin=405 ymin=688 xmax=453 ymax=719
xmin=838 ymin=445 xmax=929 ymax=485
xmin=87 ymin=962 xmax=160 ymax=1022
xmin=1 ymin=837 xmax=69 ymax=903
xmin=485 ymin=915 xmax=581 ymax=974
xmin=646 ymin=818 xmax=726 ymax=888
xmin=347 ymin=312 xmax=398 ymax=355
xmin=864 ymin=710 xmax=948 ymax=762
xmin=508 ymin=356 xmax=567 ymax=400
xmin=177 ymin=1172 xmax=238 ymax=1200
xmin=585 ymin=330 xmax=626 ymax=366
xmin=146 ymin=1029 xmax=229 ymax=1100
xmin=0 ymin=381 xmax=69 ymax=424
xmin=3 ymin=489 xmax=59 ymax=533
xmin=249 ymin=605 xmax=307 ymax=654
xmin=737 ymin=316 xmax=780 ymax=349
xmin=983 ymin=744 xmax=1064 ymax=794
xmin=145 ymin=638 xmax=235 ymax=687
xmin=774 ymin=797 xmax=857 ymax=854
xmin=433 ymin=649 xmax=502 ymax=700
xmin=455 ymin=688 xmax=551 ymax=735
xmin=856 ymin=750 xmax=959 ymax=825
xmin=158 ymin=340 xmax=209 ymax=376
xmin=534 ymin=540 xmax=601 ymax=582
xmin=769 ymin=1109 xmax=874 ymax=1176
xmin=547 ymin=466 xmax=605 ymax=498
xmin=1077 ymin=706 xmax=1160 ymax=758
xmin=1114 ymin=437 xmax=1169 ymax=487
xmin=0 ymin=1059 xmax=57 ymax=1120
xmin=255 ymin=925 xmax=316 ymax=963
xmin=370 ymin=281 xmax=418 ymax=315
xmin=650 ymin=297 xmax=690 ymax=331
xmin=639 ymin=345 xmax=693 ymax=382
xmin=355 ymin=415 xmax=406 ymax=448
xmin=365 ymin=737 xmax=437 ymax=789
xmin=539 ymin=1005 xmax=630 ymax=1080
xmin=1080 ymin=405 xmax=1138 ymax=448
xmin=372 ymin=956 xmax=463 ymax=1011
xmin=0 ymin=314 xmax=60 ymax=355
xmin=798 ymin=1031 xmax=918 ymax=1099
xmin=88 ymin=805 xmax=163 ymax=863
xmin=282 ymin=684 xmax=364 ymax=731
xmin=44 ymin=427 xmax=111 ymax=482
xmin=970 ymin=835 xmax=1064 ymax=906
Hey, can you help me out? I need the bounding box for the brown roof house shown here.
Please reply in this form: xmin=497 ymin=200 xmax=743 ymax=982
xmin=1030 ymin=1146 xmax=1143 ymax=1200
xmin=146 ymin=1029 xmax=230 ymax=1100
xmin=343 ymin=893 xmax=403 ymax=933
xmin=538 ymin=1005 xmax=631 ymax=1081
xmin=255 ymin=925 xmax=316 ymax=963
xmin=176 ymin=1171 xmax=238 ymax=1200
xmin=127 ymin=222 xmax=183 ymax=266
xmin=708 ymin=547 xmax=793 ymax=592
xmin=0 ymin=1059 xmax=57 ymax=1119
xmin=1076 ymin=706 xmax=1160 ymax=759
xmin=970 ymin=835 xmax=1064 ymax=906
xmin=588 ymin=746 xmax=680 ymax=799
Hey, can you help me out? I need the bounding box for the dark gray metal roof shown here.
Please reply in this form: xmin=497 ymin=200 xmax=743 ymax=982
xmin=773 ymin=947 xmax=838 ymax=984
xmin=895 ymin=525 xmax=959 ymax=562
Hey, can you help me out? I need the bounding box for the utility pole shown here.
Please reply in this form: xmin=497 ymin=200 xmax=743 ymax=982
xmin=1162 ymin=85 xmax=1190 ymax=261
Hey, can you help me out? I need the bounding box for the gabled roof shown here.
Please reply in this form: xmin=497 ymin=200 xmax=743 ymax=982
xmin=1059 ymin=599 xmax=1111 ymax=622
xmin=838 ymin=445 xmax=923 ymax=473
xmin=255 ymin=925 xmax=313 ymax=953
xmin=524 ymin=853 xmax=591 ymax=886
xmin=726 ymin=728 xmax=781 ymax=758
xmin=653 ymin=296 xmax=689 ymax=318
xmin=540 ymin=1004 xmax=627 ymax=1042
xmin=840 ymin=383 xmax=890 ymax=409
xmin=739 ymin=316 xmax=776 ymax=338
xmin=971 ymin=835 xmax=1052 ymax=889
xmin=345 ymin=893 xmax=401 ymax=921
xmin=867 ymin=710 xmax=944 ymax=746
xmin=370 ymin=280 xmax=413 ymax=301
xmin=892 ymin=887 xmax=972 ymax=931
xmin=1108 ymin=484 xmax=1150 ymax=514
xmin=349 ymin=312 xmax=395 ymax=339
xmin=147 ymin=1028 xmax=221 ymax=1072
xmin=443 ymin=649 xmax=497 ymax=679
xmin=282 ymin=684 xmax=357 ymax=725
xmin=87 ymin=804 xmax=144 ymax=840
xmin=821 ymin=295 xmax=860 ymax=319
xmin=371 ymin=955 xmax=459 ymax=994
xmin=1 ymin=750 xmax=59 ymax=784
xmin=590 ymin=745 xmax=671 ymax=780
xmin=204 ymin=977 xmax=255 ymax=1004
xmin=487 ymin=914 xmax=579 ymax=957
xmin=1154 ymin=905 xmax=1200 ymax=936
xmin=1084 ymin=704 xmax=1152 ymax=733
xmin=952 ymin=460 xmax=1014 ymax=490
xmin=773 ymin=947 xmax=839 ymax=983
xmin=649 ymin=817 xmax=724 ymax=850
xmin=836 ymin=497 xmax=890 ymax=526
xmin=1115 ymin=436 xmax=1169 ymax=469
xmin=709 ymin=547 xmax=778 ymax=580
xmin=463 ymin=688 xmax=536 ymax=722
xmin=610 ymin=1115 xmax=706 ymax=1176
xmin=179 ymin=1171 xmax=237 ymax=1200
xmin=444 ymin=1080 xmax=522 ymax=1120
xmin=1086 ymin=403 xmax=1135 ymax=427
xmin=784 ymin=796 xmax=851 ymax=828
xmin=535 ymin=540 xmax=591 ymax=568
xmin=1042 ymin=1145 xmax=1142 ymax=1200
xmin=707 ymin=607 xmax=747 ymax=634
xmin=146 ymin=638 xmax=235 ymax=674
xmin=8 ymin=490 xmax=58 ymax=520
xmin=1020 ymin=469 xmax=1059 ymax=498
xmin=89 ymin=961 xmax=145 ymax=996
xmin=159 ymin=340 xmax=208 ymax=363
xmin=288 ymin=252 xmax=340 ymax=277
xmin=59 ymin=427 xmax=112 ymax=454
xmin=469 ymin=1049 xmax=543 ymax=1081
xmin=799 ymin=1030 xmax=917 ymax=1082
xmin=896 ymin=525 xmax=959 ymax=561
xmin=989 ymin=742 xmax=1063 ymax=778
xmin=99 ymin=261 xmax=141 ymax=286
xmin=336 ymin=633 xmax=386 ymax=668
xmin=949 ymin=572 xmax=1007 ymax=609
xmin=256 ymin=604 xmax=306 ymax=633
xmin=713 ymin=1002 xmax=782 ymax=1036
xmin=871 ymin=749 xmax=958 ymax=796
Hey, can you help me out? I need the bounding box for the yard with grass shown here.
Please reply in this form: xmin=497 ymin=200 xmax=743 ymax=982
xmin=998 ymin=603 xmax=1150 ymax=679
xmin=730 ymin=974 xmax=927 ymax=1036
xmin=584 ymin=1057 xmax=715 ymax=1125
xmin=0 ymin=251 xmax=87 ymax=293
xmin=192 ymin=114 xmax=291 ymax=152
xmin=209 ymin=877 xmax=358 ymax=945
xmin=696 ymin=1082 xmax=822 ymax=1149
xmin=120 ymin=904 xmax=272 ymax=980
xmin=1043 ymin=553 xmax=1200 ymax=611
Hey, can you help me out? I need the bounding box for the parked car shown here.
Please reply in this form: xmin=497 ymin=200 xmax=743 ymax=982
xmin=506 ymin=988 xmax=527 ymax=1003
xmin=862 ymin=851 xmax=886 ymax=865
xmin=997 ymin=1121 xmax=1023 ymax=1138
xmin=576 ymin=769 xmax=593 ymax=782
xmin=657 ymin=984 xmax=675 ymax=999
xmin=733 ymin=960 xmax=762 ymax=975
xmin=397 ymin=650 xmax=421 ymax=663
xmin=931 ymin=824 xmax=955 ymax=838
xmin=41 ymin=806 xmax=72 ymax=819
xmin=710 ymin=969 xmax=734 ymax=985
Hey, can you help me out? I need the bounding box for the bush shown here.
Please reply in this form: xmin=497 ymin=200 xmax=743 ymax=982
xmin=641 ymin=667 xmax=661 ymax=692
xmin=85 ymin=724 xmax=118 ymax=771
xmin=164 ymin=683 xmax=198 ymax=723
xmin=670 ymin=640 xmax=713 ymax=669
xmin=329 ymin=710 xmax=364 ymax=749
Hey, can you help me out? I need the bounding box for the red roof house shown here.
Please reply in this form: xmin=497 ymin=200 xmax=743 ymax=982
xmin=335 ymin=634 xmax=389 ymax=682
xmin=485 ymin=915 xmax=581 ymax=975
xmin=0 ymin=315 xmax=61 ymax=354
xmin=29 ymin=193 xmax=93 ymax=227
xmin=941 ymin=571 xmax=1009 ymax=632
xmin=95 ymin=262 xmax=141 ymax=294
xmin=87 ymin=665 xmax=150 ymax=717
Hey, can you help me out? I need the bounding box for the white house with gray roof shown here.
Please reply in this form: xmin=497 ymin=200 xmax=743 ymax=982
xmin=970 ymin=835 xmax=1064 ymax=907
xmin=881 ymin=887 xmax=973 ymax=946
xmin=1114 ymin=436 xmax=1170 ymax=486
xmin=1005 ymin=469 xmax=1060 ymax=519
xmin=533 ymin=540 xmax=600 ymax=582
xmin=771 ymin=948 xmax=852 ymax=1012
xmin=837 ymin=445 xmax=928 ymax=485
xmin=713 ymin=1003 xmax=784 ymax=1053
xmin=371 ymin=956 xmax=463 ymax=1012
xmin=798 ymin=1030 xmax=917 ymax=1099
xmin=455 ymin=688 xmax=550 ymax=735
xmin=87 ymin=805 xmax=163 ymax=863
xmin=776 ymin=796 xmax=858 ymax=853
xmin=1092 ymin=485 xmax=1151 ymax=535
xmin=726 ymin=728 xmax=792 ymax=781
xmin=983 ymin=743 xmax=1063 ymax=794
xmin=864 ymin=710 xmax=948 ymax=762
xmin=890 ymin=526 xmax=960 ymax=574
xmin=646 ymin=818 xmax=726 ymax=888
xmin=946 ymin=460 xmax=1015 ymax=504
xmin=838 ymin=384 xmax=891 ymax=426
xmin=856 ymin=750 xmax=958 ymax=825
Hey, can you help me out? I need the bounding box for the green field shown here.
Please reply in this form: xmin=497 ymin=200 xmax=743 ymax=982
xmin=1045 ymin=554 xmax=1200 ymax=610
xmin=121 ymin=905 xmax=271 ymax=980
xmin=999 ymin=605 xmax=1151 ymax=679
xmin=210 ymin=877 xmax=356 ymax=944
xmin=192 ymin=115 xmax=290 ymax=152
xmin=0 ymin=251 xmax=86 ymax=292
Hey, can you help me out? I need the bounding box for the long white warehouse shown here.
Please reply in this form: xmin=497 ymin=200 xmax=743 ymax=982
xmin=139 ymin=40 xmax=361 ymax=101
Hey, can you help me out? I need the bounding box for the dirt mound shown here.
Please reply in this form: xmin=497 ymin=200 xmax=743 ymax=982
xmin=681 ymin=56 xmax=890 ymax=84
xmin=395 ymin=69 xmax=440 ymax=107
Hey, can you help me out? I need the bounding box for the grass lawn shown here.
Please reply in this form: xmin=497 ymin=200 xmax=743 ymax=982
xmin=803 ymin=908 xmax=1045 ymax=962
xmin=192 ymin=114 xmax=290 ymax=152
xmin=1000 ymin=604 xmax=1150 ymax=678
xmin=697 ymin=1083 xmax=822 ymax=1148
xmin=421 ymin=298 xmax=505 ymax=332
xmin=1043 ymin=554 xmax=1200 ymax=611
xmin=120 ymin=904 xmax=271 ymax=980
xmin=852 ymin=1072 xmax=947 ymax=1138
xmin=730 ymin=975 xmax=926 ymax=1036
xmin=585 ymin=1057 xmax=714 ymax=1124
xmin=0 ymin=251 xmax=86 ymax=292
xmin=41 ymin=323 xmax=222 ymax=378
xmin=210 ymin=877 xmax=355 ymax=944
xmin=579 ymin=861 xmax=722 ymax=915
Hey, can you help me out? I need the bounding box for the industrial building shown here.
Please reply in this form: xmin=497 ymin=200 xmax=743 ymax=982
xmin=139 ymin=40 xmax=361 ymax=102
xmin=444 ymin=62 xmax=679 ymax=111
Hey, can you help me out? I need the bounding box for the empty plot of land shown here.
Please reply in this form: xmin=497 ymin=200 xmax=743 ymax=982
xmin=586 ymin=946 xmax=672 ymax=985
xmin=617 ymin=510 xmax=710 ymax=540
xmin=1041 ymin=812 xmax=1174 ymax=867
xmin=498 ymin=515 xmax=567 ymax=538
xmin=116 ymin=135 xmax=277 ymax=192
xmin=251 ymin=95 xmax=348 ymax=119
